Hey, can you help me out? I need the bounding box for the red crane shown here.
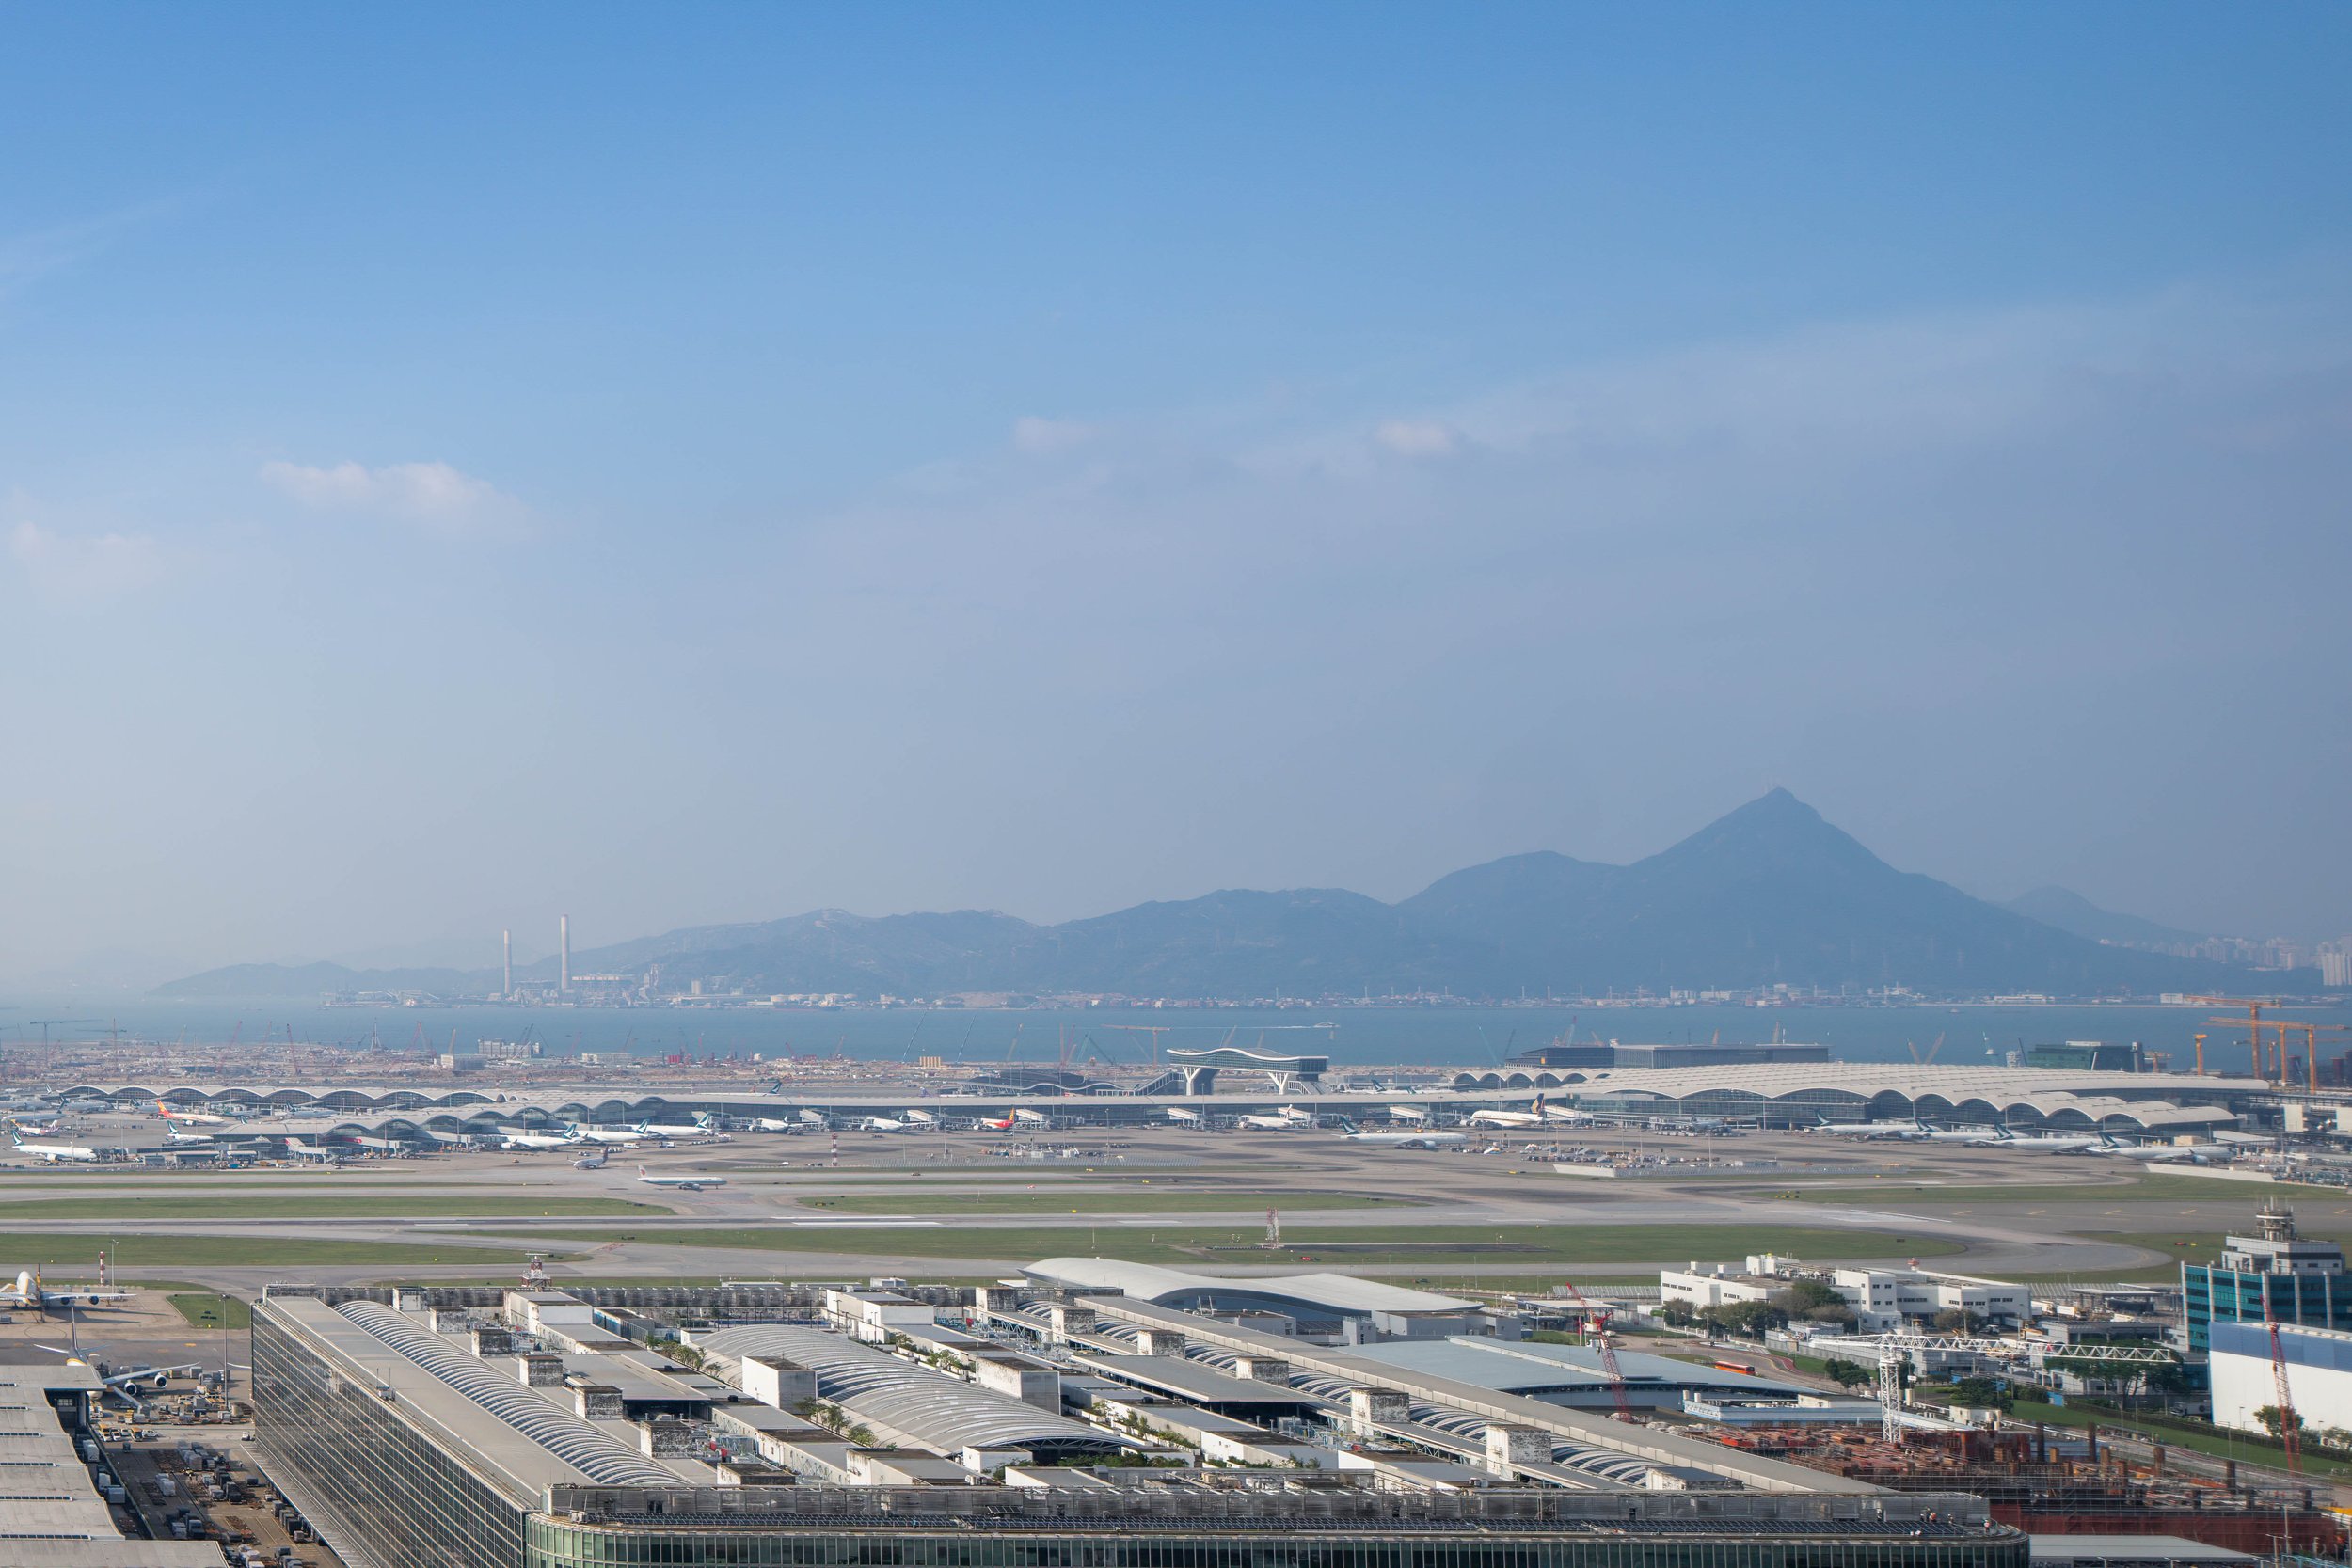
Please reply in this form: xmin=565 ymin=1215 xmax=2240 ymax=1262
xmin=1559 ymin=1279 xmax=1633 ymax=1420
xmin=2268 ymin=1316 xmax=2302 ymax=1474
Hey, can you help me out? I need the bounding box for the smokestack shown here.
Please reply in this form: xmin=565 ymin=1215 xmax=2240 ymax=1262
xmin=560 ymin=914 xmax=570 ymax=992
xmin=502 ymin=928 xmax=512 ymax=995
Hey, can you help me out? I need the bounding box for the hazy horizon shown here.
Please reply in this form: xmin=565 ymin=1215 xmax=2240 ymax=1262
xmin=4 ymin=6 xmax=2348 ymax=983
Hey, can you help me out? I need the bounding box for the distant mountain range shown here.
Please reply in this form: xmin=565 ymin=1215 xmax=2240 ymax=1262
xmin=2000 ymin=886 xmax=2212 ymax=951
xmin=154 ymin=790 xmax=2284 ymax=1001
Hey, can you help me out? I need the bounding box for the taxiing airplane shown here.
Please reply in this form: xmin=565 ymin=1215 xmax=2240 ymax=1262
xmin=1808 ymin=1117 xmax=1924 ymax=1140
xmin=639 ymin=1166 xmax=726 ymax=1191
xmin=573 ymin=1150 xmax=610 ymax=1170
xmin=1337 ymin=1118 xmax=1464 ymax=1148
xmin=163 ymin=1128 xmax=216 ymax=1146
xmin=635 ymin=1116 xmax=720 ymax=1140
xmin=154 ymin=1101 xmax=230 ymax=1126
xmin=11 ymin=1135 xmax=97 ymax=1163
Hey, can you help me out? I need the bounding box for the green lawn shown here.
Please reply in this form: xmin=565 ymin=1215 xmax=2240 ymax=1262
xmin=165 ymin=1291 xmax=251 ymax=1329
xmin=494 ymin=1221 xmax=1966 ymax=1267
xmin=0 ymin=1233 xmax=572 ymax=1269
xmin=0 ymin=1195 xmax=668 ymax=1220
xmin=800 ymin=1191 xmax=1406 ymax=1215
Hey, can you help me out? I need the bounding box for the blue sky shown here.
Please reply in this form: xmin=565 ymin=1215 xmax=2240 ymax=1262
xmin=1 ymin=4 xmax=2347 ymax=980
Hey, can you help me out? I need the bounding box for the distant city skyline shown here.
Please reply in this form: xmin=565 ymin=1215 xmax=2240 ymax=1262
xmin=1 ymin=5 xmax=2347 ymax=980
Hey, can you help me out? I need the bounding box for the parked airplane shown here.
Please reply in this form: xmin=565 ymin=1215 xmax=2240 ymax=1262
xmin=2 ymin=1269 xmax=132 ymax=1311
xmin=1469 ymin=1093 xmax=1553 ymax=1130
xmin=1240 ymin=1106 xmax=1313 ymax=1131
xmin=163 ymin=1128 xmax=215 ymax=1146
xmin=501 ymin=1129 xmax=584 ymax=1151
xmin=11 ymin=1135 xmax=97 ymax=1163
xmin=573 ymin=1125 xmax=650 ymax=1145
xmin=636 ymin=1116 xmax=720 ymax=1140
xmin=978 ymin=1115 xmax=1019 ymax=1132
xmin=751 ymin=1117 xmax=803 ymax=1133
xmin=858 ymin=1116 xmax=913 ymax=1132
xmin=1807 ymin=1117 xmax=1923 ymax=1140
xmin=154 ymin=1101 xmax=229 ymax=1126
xmin=639 ymin=1166 xmax=725 ymax=1191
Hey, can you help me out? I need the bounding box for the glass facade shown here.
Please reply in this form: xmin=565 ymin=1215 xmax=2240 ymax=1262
xmin=2182 ymin=1263 xmax=2352 ymax=1352
xmin=523 ymin=1521 xmax=2026 ymax=1568
xmin=251 ymin=1309 xmax=535 ymax=1568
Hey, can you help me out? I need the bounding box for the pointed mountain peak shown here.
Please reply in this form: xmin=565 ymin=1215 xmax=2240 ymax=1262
xmin=1648 ymin=788 xmax=1883 ymax=873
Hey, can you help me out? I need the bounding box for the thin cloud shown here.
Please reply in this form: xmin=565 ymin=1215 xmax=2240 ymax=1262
xmin=8 ymin=517 xmax=165 ymax=603
xmin=1011 ymin=416 xmax=1097 ymax=455
xmin=1375 ymin=420 xmax=1463 ymax=458
xmin=260 ymin=459 xmax=521 ymax=533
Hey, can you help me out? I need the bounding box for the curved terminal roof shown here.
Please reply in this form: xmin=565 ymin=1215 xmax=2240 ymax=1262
xmin=1446 ymin=1064 xmax=2254 ymax=1131
xmin=1167 ymin=1046 xmax=1330 ymax=1073
xmin=1026 ymin=1257 xmax=1477 ymax=1319
xmin=699 ymin=1323 xmax=1137 ymax=1458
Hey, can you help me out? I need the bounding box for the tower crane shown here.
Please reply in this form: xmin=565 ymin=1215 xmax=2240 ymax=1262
xmin=2268 ymin=1314 xmax=2302 ymax=1474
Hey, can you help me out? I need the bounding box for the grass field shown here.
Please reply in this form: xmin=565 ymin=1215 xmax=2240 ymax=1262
xmin=800 ymin=1191 xmax=1406 ymax=1215
xmin=1776 ymin=1174 xmax=2297 ymax=1206
xmin=497 ymin=1221 xmax=1967 ymax=1267
xmin=0 ymin=1195 xmax=670 ymax=1220
xmin=165 ymin=1291 xmax=252 ymax=1329
xmin=0 ymin=1233 xmax=572 ymax=1269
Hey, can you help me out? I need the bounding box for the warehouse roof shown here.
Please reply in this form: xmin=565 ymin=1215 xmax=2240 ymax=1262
xmin=698 ymin=1323 xmax=1139 ymax=1459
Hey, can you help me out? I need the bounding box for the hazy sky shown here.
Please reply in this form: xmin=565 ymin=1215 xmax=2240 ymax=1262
xmin=2 ymin=4 xmax=2348 ymax=982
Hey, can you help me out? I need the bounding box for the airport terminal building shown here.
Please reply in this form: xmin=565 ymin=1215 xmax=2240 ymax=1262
xmin=251 ymin=1285 xmax=2026 ymax=1568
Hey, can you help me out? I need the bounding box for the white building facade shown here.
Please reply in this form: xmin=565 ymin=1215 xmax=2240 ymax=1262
xmin=2210 ymin=1320 xmax=2352 ymax=1437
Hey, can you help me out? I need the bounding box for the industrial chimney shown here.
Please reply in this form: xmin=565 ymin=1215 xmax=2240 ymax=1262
xmin=502 ymin=928 xmax=512 ymax=996
xmin=560 ymin=914 xmax=570 ymax=992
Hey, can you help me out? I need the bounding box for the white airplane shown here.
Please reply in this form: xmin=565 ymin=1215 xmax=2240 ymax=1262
xmin=1240 ymin=1106 xmax=1313 ymax=1131
xmin=12 ymin=1135 xmax=97 ymax=1164
xmin=573 ymin=1126 xmax=650 ymax=1145
xmin=2 ymin=1269 xmax=132 ymax=1310
xmin=750 ymin=1117 xmax=799 ymax=1132
xmin=573 ymin=1150 xmax=610 ymax=1170
xmin=1339 ymin=1119 xmax=1465 ymax=1148
xmin=1910 ymin=1120 xmax=2010 ymax=1144
xmin=2124 ymin=1143 xmax=2222 ymax=1164
xmin=1986 ymin=1129 xmax=2112 ymax=1154
xmin=978 ymin=1114 xmax=1019 ymax=1132
xmin=501 ymin=1129 xmax=583 ymax=1151
xmin=1470 ymin=1093 xmax=1553 ymax=1130
xmin=1384 ymin=1104 xmax=1430 ymax=1123
xmin=1163 ymin=1107 xmax=1201 ymax=1125
xmin=639 ymin=1166 xmax=725 ymax=1191
xmin=1806 ymin=1117 xmax=1921 ymax=1140
xmin=154 ymin=1101 xmax=229 ymax=1126
xmin=163 ymin=1128 xmax=215 ymax=1146
xmin=635 ymin=1117 xmax=718 ymax=1140
xmin=858 ymin=1116 xmax=913 ymax=1132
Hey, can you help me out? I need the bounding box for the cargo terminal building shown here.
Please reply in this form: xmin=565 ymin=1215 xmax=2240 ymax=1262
xmin=251 ymin=1285 xmax=2026 ymax=1568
